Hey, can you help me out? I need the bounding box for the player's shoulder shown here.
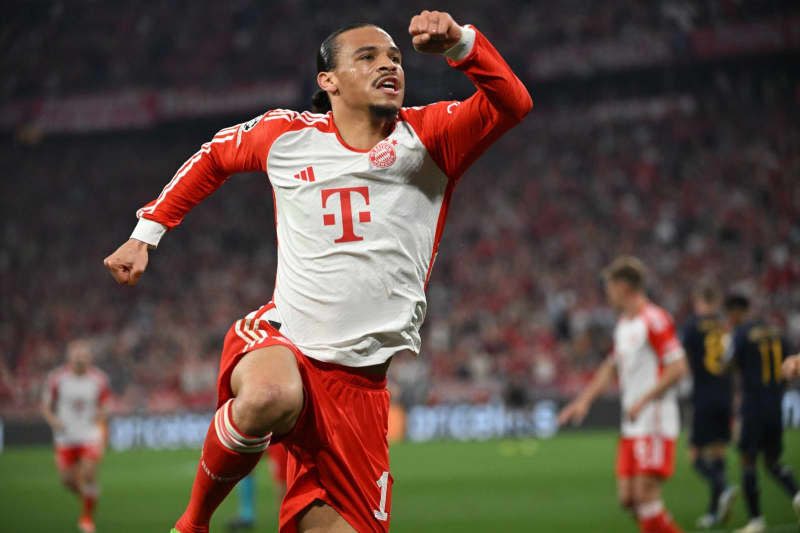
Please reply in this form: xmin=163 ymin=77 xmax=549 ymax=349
xmin=231 ymin=109 xmax=332 ymax=139
xmin=47 ymin=365 xmax=69 ymax=384
xmin=87 ymin=366 xmax=110 ymax=385
xmin=743 ymin=320 xmax=781 ymax=341
xmin=400 ymin=101 xmax=462 ymax=125
xmin=261 ymin=109 xmax=331 ymax=130
xmin=640 ymin=302 xmax=675 ymax=333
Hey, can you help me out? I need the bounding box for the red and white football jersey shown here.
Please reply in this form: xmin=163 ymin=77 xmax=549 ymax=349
xmin=130 ymin=27 xmax=531 ymax=367
xmin=43 ymin=366 xmax=110 ymax=446
xmin=613 ymin=302 xmax=684 ymax=439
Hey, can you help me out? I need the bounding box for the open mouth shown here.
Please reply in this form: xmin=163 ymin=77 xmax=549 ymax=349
xmin=375 ymin=76 xmax=401 ymax=95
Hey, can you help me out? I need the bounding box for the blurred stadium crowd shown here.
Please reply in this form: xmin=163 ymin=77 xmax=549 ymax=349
xmin=1 ymin=0 xmax=798 ymax=417
xmin=3 ymin=0 xmax=794 ymax=99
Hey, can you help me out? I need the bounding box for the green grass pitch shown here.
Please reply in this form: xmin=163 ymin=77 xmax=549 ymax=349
xmin=1 ymin=430 xmax=798 ymax=532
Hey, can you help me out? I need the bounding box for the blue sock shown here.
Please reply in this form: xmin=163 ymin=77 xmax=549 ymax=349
xmin=237 ymin=473 xmax=256 ymax=522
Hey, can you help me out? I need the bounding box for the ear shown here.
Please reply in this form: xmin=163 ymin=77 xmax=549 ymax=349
xmin=317 ymin=71 xmax=338 ymax=97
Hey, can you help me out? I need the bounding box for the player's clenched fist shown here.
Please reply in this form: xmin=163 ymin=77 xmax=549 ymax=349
xmin=409 ymin=10 xmax=462 ymax=54
xmin=103 ymin=239 xmax=149 ymax=286
xmin=783 ymin=354 xmax=800 ymax=380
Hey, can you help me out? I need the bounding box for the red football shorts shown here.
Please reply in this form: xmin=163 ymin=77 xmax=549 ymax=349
xmin=217 ymin=314 xmax=393 ymax=533
xmin=55 ymin=443 xmax=102 ymax=472
xmin=616 ymin=435 xmax=676 ymax=479
xmin=266 ymin=442 xmax=288 ymax=484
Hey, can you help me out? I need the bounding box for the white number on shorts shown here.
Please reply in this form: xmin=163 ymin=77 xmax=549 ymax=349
xmin=373 ymin=471 xmax=389 ymax=521
xmin=634 ymin=438 xmax=664 ymax=468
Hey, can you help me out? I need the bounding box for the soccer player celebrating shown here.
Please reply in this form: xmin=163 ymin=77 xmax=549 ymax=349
xmin=41 ymin=339 xmax=111 ymax=533
xmin=723 ymin=294 xmax=800 ymax=533
xmin=680 ymin=283 xmax=737 ymax=528
xmin=558 ymin=257 xmax=688 ymax=533
xmin=104 ymin=10 xmax=531 ymax=533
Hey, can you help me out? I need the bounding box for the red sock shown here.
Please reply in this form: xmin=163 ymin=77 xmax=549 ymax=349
xmin=175 ymin=399 xmax=269 ymax=533
xmin=81 ymin=493 xmax=96 ymax=519
xmin=637 ymin=501 xmax=683 ymax=533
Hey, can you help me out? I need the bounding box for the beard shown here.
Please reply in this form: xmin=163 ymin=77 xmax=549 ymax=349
xmin=368 ymin=103 xmax=399 ymax=120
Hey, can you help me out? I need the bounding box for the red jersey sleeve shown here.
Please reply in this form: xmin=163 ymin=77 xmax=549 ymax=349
xmin=136 ymin=111 xmax=290 ymax=229
xmin=644 ymin=306 xmax=683 ymax=363
xmin=94 ymin=369 xmax=111 ymax=405
xmin=402 ymin=26 xmax=532 ymax=181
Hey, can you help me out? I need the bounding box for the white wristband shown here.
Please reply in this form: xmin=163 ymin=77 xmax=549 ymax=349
xmin=130 ymin=218 xmax=167 ymax=248
xmin=444 ymin=25 xmax=476 ymax=62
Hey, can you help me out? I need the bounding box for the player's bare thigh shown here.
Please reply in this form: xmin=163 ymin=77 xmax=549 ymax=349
xmin=230 ymin=344 xmax=304 ymax=436
xmin=78 ymin=456 xmax=100 ymax=486
xmin=297 ymin=500 xmax=357 ymax=533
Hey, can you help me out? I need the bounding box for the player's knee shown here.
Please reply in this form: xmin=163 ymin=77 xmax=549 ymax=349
xmin=632 ymin=480 xmax=659 ymax=505
xmin=60 ymin=470 xmax=77 ymax=489
xmin=619 ymin=495 xmax=635 ymax=511
xmin=235 ymin=381 xmax=303 ymax=434
xmin=82 ymin=466 xmax=97 ymax=483
xmin=618 ymin=487 xmax=635 ymax=510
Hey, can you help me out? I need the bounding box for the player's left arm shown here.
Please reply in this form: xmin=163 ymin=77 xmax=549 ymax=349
xmin=408 ymin=10 xmax=533 ymax=180
xmin=627 ymin=354 xmax=688 ymax=421
xmin=95 ymin=372 xmax=112 ymax=448
xmin=627 ymin=310 xmax=689 ymax=421
xmin=41 ymin=372 xmax=64 ymax=433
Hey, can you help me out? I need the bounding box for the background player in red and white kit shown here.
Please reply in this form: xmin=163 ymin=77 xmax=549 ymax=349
xmin=41 ymin=338 xmax=111 ymax=533
xmin=103 ymin=9 xmax=531 ymax=533
xmin=559 ymin=257 xmax=689 ymax=533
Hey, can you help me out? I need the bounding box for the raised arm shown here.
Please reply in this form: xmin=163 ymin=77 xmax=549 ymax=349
xmin=558 ymin=355 xmax=617 ymax=427
xmin=104 ymin=113 xmax=281 ymax=285
xmin=406 ymin=11 xmax=533 ymax=180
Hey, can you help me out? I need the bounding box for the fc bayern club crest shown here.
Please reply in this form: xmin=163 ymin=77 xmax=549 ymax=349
xmin=369 ymin=139 xmax=397 ymax=168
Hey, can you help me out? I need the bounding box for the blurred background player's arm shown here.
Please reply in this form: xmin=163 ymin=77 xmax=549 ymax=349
xmin=558 ymin=354 xmax=616 ymax=426
xmin=626 ymin=354 xmax=688 ymax=421
xmin=783 ymin=354 xmax=800 ymax=380
xmin=96 ymin=381 xmax=111 ymax=449
xmin=40 ymin=380 xmax=63 ymax=433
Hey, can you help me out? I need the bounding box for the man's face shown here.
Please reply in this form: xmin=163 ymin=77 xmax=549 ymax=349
xmin=605 ymin=279 xmax=628 ymax=311
xmin=322 ymin=26 xmax=405 ymax=115
xmin=67 ymin=340 xmax=92 ymax=373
